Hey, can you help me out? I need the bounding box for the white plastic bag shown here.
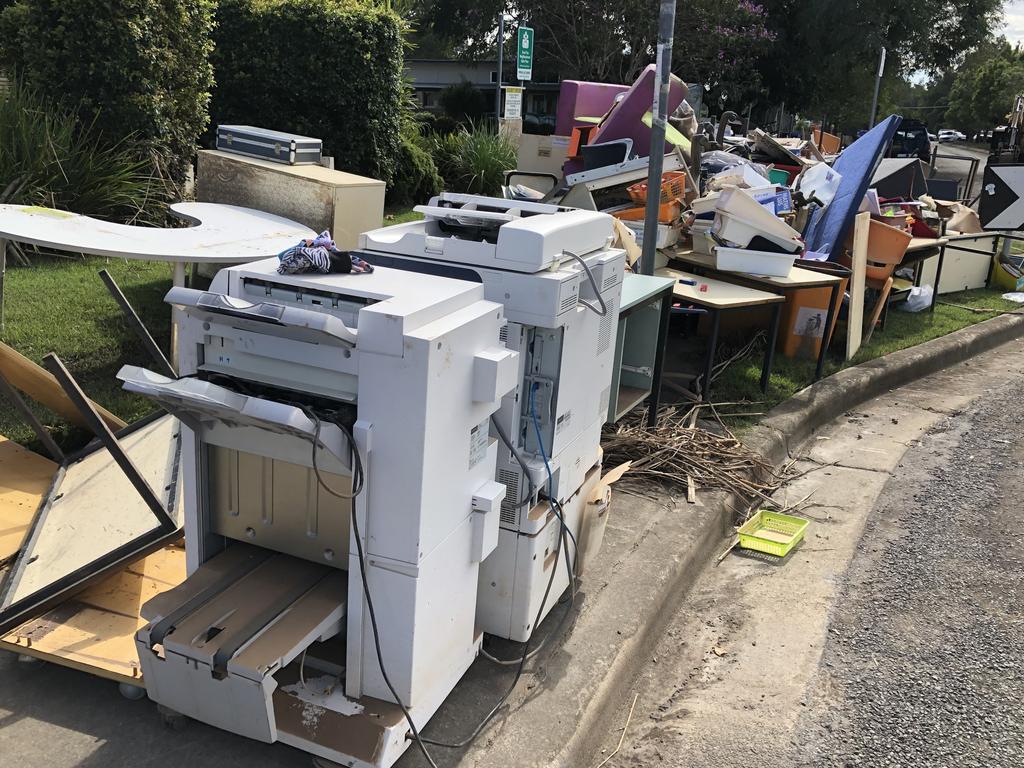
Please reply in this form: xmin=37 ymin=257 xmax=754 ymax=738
xmin=796 ymin=162 xmax=842 ymax=207
xmin=896 ymin=285 xmax=933 ymax=313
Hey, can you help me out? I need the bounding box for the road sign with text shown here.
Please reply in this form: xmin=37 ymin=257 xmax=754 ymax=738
xmin=517 ymin=26 xmax=534 ymax=81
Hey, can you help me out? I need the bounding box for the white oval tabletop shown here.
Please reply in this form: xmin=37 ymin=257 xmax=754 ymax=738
xmin=0 ymin=203 xmax=315 ymax=263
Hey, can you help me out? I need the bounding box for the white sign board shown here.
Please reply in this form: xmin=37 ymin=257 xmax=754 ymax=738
xmin=504 ymin=87 xmax=523 ymax=120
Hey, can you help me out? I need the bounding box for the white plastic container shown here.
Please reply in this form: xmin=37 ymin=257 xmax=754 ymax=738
xmin=713 ymin=245 xmax=796 ymax=277
xmin=715 ymin=187 xmax=803 ymax=243
xmin=623 ymin=220 xmax=680 ymax=249
xmin=692 ymin=231 xmax=714 ymax=255
xmin=713 ymin=211 xmax=802 ymax=253
xmin=690 ymin=192 xmax=721 ymax=216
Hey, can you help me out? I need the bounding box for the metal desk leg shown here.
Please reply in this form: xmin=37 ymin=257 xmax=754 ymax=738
xmin=929 ymin=245 xmax=946 ymax=313
xmin=646 ymin=287 xmax=673 ymax=429
xmin=815 ymin=282 xmax=841 ymax=382
xmin=170 ymin=261 xmax=188 ymax=369
xmin=761 ymin=303 xmax=782 ymax=393
xmin=0 ymin=238 xmax=6 ymax=333
xmin=701 ymin=309 xmax=721 ymax=401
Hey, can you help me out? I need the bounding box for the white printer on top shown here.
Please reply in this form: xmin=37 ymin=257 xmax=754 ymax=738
xmin=359 ymin=194 xmax=626 ymax=641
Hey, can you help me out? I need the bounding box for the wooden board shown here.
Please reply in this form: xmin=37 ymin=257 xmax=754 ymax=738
xmin=0 ymin=436 xmax=56 ymax=563
xmin=846 ymin=212 xmax=870 ymax=360
xmin=656 ymin=267 xmax=785 ymax=309
xmin=0 ymin=543 xmax=186 ymax=683
xmin=0 ymin=341 xmax=125 ymax=431
xmin=669 ymin=249 xmax=842 ymax=289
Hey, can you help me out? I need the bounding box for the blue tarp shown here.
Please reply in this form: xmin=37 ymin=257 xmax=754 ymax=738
xmin=803 ymin=116 xmax=902 ymax=258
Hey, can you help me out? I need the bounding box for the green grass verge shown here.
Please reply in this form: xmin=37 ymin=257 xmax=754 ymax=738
xmin=711 ymin=287 xmax=1021 ymax=423
xmin=383 ymin=206 xmax=423 ymax=226
xmin=1 ymin=255 xmax=1018 ymax=452
xmin=1 ymin=255 xmax=172 ymax=451
xmin=0 ymin=202 xmax=422 ymax=451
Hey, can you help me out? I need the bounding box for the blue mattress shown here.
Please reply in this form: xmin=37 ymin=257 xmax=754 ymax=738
xmin=804 ymin=116 xmax=902 ymax=258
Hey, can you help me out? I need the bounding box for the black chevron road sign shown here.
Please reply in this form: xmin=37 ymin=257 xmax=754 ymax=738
xmin=980 ymin=164 xmax=1024 ymax=230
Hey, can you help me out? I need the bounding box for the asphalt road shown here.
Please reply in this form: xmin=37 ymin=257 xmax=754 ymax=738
xmin=793 ymin=366 xmax=1024 ymax=767
xmin=600 ymin=337 xmax=1024 ymax=768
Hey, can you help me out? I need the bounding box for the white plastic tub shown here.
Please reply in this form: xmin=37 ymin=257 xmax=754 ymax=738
xmin=692 ymin=231 xmax=714 ymax=255
xmin=623 ymin=220 xmax=680 ymax=249
xmin=713 ymin=246 xmax=796 ymax=277
xmin=713 ymin=211 xmax=802 ymax=253
xmin=715 ymin=187 xmax=803 ymax=243
xmin=690 ymin=192 xmax=721 ymax=216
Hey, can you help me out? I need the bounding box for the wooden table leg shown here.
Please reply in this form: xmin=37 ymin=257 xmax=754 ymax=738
xmin=761 ymin=303 xmax=782 ymax=393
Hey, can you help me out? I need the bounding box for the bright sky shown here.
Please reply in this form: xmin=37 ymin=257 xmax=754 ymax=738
xmin=1004 ymin=1 xmax=1024 ymax=46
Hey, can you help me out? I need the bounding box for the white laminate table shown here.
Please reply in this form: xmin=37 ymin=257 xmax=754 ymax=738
xmin=0 ymin=202 xmax=315 ymax=357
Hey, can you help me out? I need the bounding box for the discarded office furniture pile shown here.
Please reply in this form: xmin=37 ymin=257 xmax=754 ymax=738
xmin=511 ymin=94 xmax=995 ymax=391
xmin=0 ymin=198 xmax=629 ymax=768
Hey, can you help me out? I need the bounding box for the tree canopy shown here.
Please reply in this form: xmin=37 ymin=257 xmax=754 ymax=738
xmin=409 ymin=0 xmax=1006 ymax=131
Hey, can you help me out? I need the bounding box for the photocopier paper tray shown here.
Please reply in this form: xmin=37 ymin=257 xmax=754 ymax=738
xmin=136 ymin=545 xmax=352 ymax=742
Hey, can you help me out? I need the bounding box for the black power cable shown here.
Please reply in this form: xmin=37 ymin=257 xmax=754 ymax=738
xmin=421 ymin=382 xmax=573 ymax=748
xmin=306 ymin=412 xmax=440 ymax=768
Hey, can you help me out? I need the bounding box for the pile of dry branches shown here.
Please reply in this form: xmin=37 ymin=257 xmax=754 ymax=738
xmin=602 ymin=402 xmax=792 ymax=516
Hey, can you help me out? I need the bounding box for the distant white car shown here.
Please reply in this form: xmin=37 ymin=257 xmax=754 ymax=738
xmin=937 ymin=129 xmax=966 ymax=142
xmin=928 ymin=132 xmax=937 ymax=141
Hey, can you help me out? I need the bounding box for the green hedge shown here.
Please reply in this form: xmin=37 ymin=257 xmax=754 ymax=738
xmin=212 ymin=0 xmax=404 ymax=186
xmin=0 ymin=0 xmax=215 ymax=184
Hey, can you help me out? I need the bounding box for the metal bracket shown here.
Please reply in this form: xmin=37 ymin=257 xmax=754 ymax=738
xmin=99 ymin=269 xmax=176 ymax=378
xmin=43 ymin=353 xmax=175 ymax=528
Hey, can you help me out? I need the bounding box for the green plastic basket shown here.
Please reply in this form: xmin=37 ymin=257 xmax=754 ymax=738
xmin=736 ymin=510 xmax=809 ymax=558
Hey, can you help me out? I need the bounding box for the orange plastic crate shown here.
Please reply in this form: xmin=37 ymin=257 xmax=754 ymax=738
xmin=627 ymin=171 xmax=688 ymax=205
xmin=612 ymin=201 xmax=681 ymax=224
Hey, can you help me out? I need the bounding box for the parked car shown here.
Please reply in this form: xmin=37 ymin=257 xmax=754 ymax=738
xmin=937 ymin=129 xmax=966 ymax=142
xmin=927 ymin=131 xmax=937 ymax=141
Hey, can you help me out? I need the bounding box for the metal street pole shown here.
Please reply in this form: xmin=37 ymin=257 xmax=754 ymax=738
xmin=869 ymin=46 xmax=886 ymax=128
xmin=496 ymin=14 xmax=505 ymax=122
xmin=640 ymin=0 xmax=677 ymax=276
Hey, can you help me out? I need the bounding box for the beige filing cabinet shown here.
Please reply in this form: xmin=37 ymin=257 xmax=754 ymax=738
xmin=196 ymin=150 xmax=385 ymax=250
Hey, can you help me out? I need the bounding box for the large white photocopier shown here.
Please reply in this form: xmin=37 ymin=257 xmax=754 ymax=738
xmin=359 ymin=194 xmax=626 ymax=641
xmin=112 ymin=194 xmax=624 ymax=768
xmin=118 ymin=262 xmax=519 ymax=767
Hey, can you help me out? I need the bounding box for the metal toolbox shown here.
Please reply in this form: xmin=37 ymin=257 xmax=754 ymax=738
xmin=216 ymin=125 xmax=322 ymax=165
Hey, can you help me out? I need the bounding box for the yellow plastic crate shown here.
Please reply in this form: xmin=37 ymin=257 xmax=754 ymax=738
xmin=736 ymin=510 xmax=809 ymax=558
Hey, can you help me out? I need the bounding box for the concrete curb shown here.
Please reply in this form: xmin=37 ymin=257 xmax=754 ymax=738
xmin=455 ymin=312 xmax=1024 ymax=768
xmin=744 ymin=313 xmax=1024 ymax=467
